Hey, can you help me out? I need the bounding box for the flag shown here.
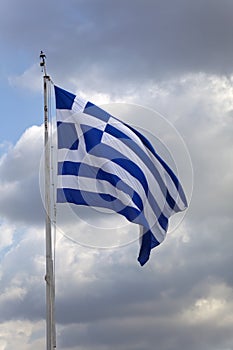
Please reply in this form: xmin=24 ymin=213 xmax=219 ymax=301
xmin=55 ymin=85 xmax=188 ymax=266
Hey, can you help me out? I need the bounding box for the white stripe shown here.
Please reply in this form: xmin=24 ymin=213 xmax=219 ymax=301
xmin=56 ymin=110 xmax=73 ymax=122
xmin=72 ymin=95 xmax=87 ymax=113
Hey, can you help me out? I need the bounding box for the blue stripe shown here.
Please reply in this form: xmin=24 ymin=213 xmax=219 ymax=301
xmin=138 ymin=230 xmax=160 ymax=266
xmin=105 ymin=123 xmax=131 ymax=140
xmin=84 ymin=102 xmax=111 ymax=123
xmin=57 ymin=188 xmax=119 ymax=208
xmin=57 ymin=188 xmax=143 ymax=222
xmin=57 ymin=188 xmax=155 ymax=232
xmin=58 ymin=161 xmax=80 ymax=176
xmin=58 ymin=161 xmax=97 ymax=178
xmin=99 ymin=193 xmax=116 ymax=202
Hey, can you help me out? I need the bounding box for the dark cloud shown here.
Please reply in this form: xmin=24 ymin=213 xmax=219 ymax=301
xmin=52 ymin=0 xmax=233 ymax=89
xmin=1 ymin=0 xmax=233 ymax=89
xmin=53 ymin=228 xmax=233 ymax=350
xmin=0 ymin=175 xmax=44 ymax=224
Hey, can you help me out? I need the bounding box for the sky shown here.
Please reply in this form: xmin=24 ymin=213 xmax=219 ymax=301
xmin=0 ymin=0 xmax=233 ymax=349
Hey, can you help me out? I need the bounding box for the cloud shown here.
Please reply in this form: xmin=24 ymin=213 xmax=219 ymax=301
xmin=0 ymin=125 xmax=44 ymax=225
xmin=8 ymin=64 xmax=42 ymax=92
xmin=2 ymin=0 xmax=233 ymax=90
xmin=54 ymin=238 xmax=233 ymax=350
xmin=1 ymin=218 xmax=232 ymax=350
xmin=0 ymin=320 xmax=45 ymax=350
xmin=0 ymin=221 xmax=15 ymax=251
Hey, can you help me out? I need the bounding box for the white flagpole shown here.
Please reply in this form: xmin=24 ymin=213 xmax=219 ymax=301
xmin=40 ymin=51 xmax=56 ymax=350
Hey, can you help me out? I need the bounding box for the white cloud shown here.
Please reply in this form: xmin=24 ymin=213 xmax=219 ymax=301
xmin=0 ymin=125 xmax=44 ymax=224
xmin=183 ymin=281 xmax=233 ymax=323
xmin=8 ymin=64 xmax=42 ymax=93
xmin=0 ymin=286 xmax=27 ymax=304
xmin=0 ymin=320 xmax=45 ymax=350
xmin=0 ymin=125 xmax=43 ymax=182
xmin=0 ymin=221 xmax=15 ymax=250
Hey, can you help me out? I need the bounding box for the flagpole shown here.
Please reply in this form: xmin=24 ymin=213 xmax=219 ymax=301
xmin=40 ymin=51 xmax=56 ymax=350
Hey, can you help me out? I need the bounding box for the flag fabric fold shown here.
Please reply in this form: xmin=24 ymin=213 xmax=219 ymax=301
xmin=55 ymin=85 xmax=188 ymax=266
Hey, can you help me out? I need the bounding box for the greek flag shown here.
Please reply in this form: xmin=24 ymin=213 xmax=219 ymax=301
xmin=55 ymin=86 xmax=187 ymax=266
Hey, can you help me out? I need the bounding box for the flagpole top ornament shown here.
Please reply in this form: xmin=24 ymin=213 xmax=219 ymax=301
xmin=40 ymin=50 xmax=48 ymax=77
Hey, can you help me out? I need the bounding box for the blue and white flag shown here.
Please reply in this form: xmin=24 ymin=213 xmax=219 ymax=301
xmin=55 ymin=86 xmax=187 ymax=266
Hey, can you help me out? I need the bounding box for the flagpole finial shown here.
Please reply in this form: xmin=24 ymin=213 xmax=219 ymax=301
xmin=40 ymin=50 xmax=48 ymax=76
